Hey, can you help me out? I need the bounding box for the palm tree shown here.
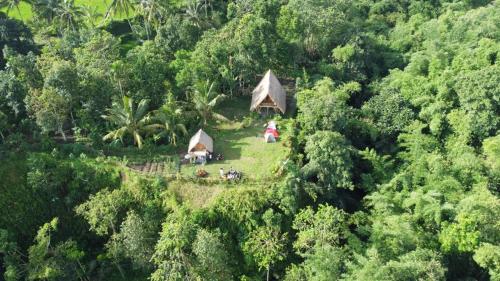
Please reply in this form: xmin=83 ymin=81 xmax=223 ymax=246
xmin=184 ymin=0 xmax=202 ymax=27
xmin=80 ymin=4 xmax=102 ymax=28
xmin=56 ymin=0 xmax=83 ymax=31
xmin=137 ymin=0 xmax=166 ymax=36
xmin=184 ymin=0 xmax=213 ymax=28
xmin=102 ymin=96 xmax=153 ymax=149
xmin=190 ymin=80 xmax=227 ymax=126
xmin=105 ymin=0 xmax=133 ymax=19
xmin=104 ymin=0 xmax=135 ymax=32
xmin=150 ymin=95 xmax=187 ymax=146
xmin=33 ymin=0 xmax=62 ymax=23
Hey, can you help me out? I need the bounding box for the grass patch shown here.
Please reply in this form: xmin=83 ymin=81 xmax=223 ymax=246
xmin=102 ymin=144 xmax=176 ymax=162
xmin=168 ymin=180 xmax=227 ymax=209
xmin=179 ymin=95 xmax=290 ymax=180
xmin=180 ymin=121 xmax=288 ymax=180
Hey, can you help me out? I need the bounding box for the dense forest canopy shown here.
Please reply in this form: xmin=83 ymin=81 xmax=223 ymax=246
xmin=0 ymin=0 xmax=499 ymax=280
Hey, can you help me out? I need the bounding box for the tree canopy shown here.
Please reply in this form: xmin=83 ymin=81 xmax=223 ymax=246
xmin=0 ymin=0 xmax=499 ymax=280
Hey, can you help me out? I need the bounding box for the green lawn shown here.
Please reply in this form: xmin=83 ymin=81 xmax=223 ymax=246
xmin=180 ymin=121 xmax=288 ymax=180
xmin=168 ymin=180 xmax=227 ymax=209
xmin=179 ymin=96 xmax=290 ymax=180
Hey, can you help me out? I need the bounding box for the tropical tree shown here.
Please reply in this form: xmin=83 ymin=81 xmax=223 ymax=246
xmin=55 ymin=0 xmax=83 ymax=31
xmin=244 ymin=225 xmax=287 ymax=281
xmin=33 ymin=0 xmax=62 ymax=23
xmin=183 ymin=0 xmax=213 ymax=29
xmin=344 ymin=248 xmax=446 ymax=281
xmin=192 ymin=229 xmax=233 ymax=281
xmin=107 ymin=210 xmax=156 ymax=270
xmin=102 ymin=96 xmax=154 ymax=149
xmin=302 ymin=131 xmax=354 ymax=192
xmin=137 ymin=0 xmax=167 ymax=37
xmin=26 ymin=87 xmax=71 ymax=141
xmin=116 ymin=41 xmax=170 ymax=108
xmin=277 ymin=0 xmax=355 ymax=58
xmin=190 ymin=80 xmax=227 ymax=125
xmin=150 ymin=94 xmax=187 ymax=146
xmin=0 ymin=110 xmax=7 ymax=141
xmin=297 ymin=78 xmax=359 ymax=135
xmin=105 ymin=0 xmax=134 ymax=20
xmin=27 ymin=218 xmax=89 ymax=281
xmin=76 ymin=188 xmax=129 ymax=237
xmin=151 ymin=208 xmax=198 ymax=281
xmin=293 ymin=205 xmax=350 ymax=256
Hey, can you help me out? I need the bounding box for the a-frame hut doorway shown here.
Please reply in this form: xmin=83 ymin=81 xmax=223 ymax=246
xmin=250 ymin=70 xmax=286 ymax=116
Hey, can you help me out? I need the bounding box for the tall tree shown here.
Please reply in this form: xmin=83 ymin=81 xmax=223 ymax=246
xmin=150 ymin=94 xmax=187 ymax=146
xmin=33 ymin=0 xmax=62 ymax=23
xmin=244 ymin=225 xmax=287 ymax=281
xmin=137 ymin=0 xmax=167 ymax=37
xmin=302 ymin=131 xmax=354 ymax=192
xmin=190 ymin=80 xmax=227 ymax=125
xmin=151 ymin=209 xmax=198 ymax=281
xmin=56 ymin=0 xmax=83 ymax=31
xmin=26 ymin=87 xmax=71 ymax=140
xmin=102 ymin=96 xmax=154 ymax=149
xmin=27 ymin=218 xmax=89 ymax=281
xmin=192 ymin=229 xmax=233 ymax=281
xmin=105 ymin=0 xmax=133 ymax=19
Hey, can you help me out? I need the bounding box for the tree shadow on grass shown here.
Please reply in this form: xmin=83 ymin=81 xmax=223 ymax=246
xmin=217 ymin=95 xmax=252 ymax=121
xmin=211 ymin=125 xmax=262 ymax=161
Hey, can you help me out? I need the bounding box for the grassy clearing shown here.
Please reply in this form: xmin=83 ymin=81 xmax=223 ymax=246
xmin=94 ymin=96 xmax=289 ymax=207
xmin=103 ymin=144 xmax=177 ymax=162
xmin=179 ymin=96 xmax=290 ymax=180
xmin=180 ymin=122 xmax=288 ymax=180
xmin=168 ymin=180 xmax=227 ymax=209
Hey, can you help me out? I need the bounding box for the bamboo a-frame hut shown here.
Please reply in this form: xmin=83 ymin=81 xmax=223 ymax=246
xmin=250 ymin=70 xmax=286 ymax=114
xmin=188 ymin=129 xmax=213 ymax=156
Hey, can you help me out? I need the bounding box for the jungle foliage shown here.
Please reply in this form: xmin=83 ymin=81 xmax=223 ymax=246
xmin=0 ymin=0 xmax=499 ymax=280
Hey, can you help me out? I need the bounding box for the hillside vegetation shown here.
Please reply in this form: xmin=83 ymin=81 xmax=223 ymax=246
xmin=2 ymin=0 xmax=124 ymax=20
xmin=0 ymin=1 xmax=499 ymax=281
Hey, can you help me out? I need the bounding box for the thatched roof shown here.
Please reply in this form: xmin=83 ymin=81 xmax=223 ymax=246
xmin=250 ymin=70 xmax=286 ymax=114
xmin=188 ymin=129 xmax=213 ymax=153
